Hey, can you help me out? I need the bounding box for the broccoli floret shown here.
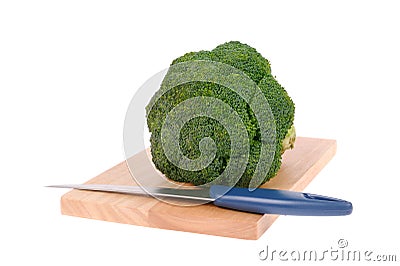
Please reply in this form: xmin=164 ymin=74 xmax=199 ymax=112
xmin=171 ymin=50 xmax=214 ymax=64
xmin=212 ymin=41 xmax=271 ymax=83
xmin=146 ymin=41 xmax=295 ymax=187
xmin=258 ymin=73 xmax=295 ymax=152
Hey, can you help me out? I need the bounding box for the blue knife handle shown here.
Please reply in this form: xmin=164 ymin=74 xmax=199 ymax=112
xmin=209 ymin=185 xmax=353 ymax=216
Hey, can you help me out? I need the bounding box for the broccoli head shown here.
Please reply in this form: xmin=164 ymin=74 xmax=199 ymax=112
xmin=146 ymin=41 xmax=295 ymax=188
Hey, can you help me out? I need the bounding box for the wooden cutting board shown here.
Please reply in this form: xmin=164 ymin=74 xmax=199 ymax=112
xmin=60 ymin=137 xmax=336 ymax=239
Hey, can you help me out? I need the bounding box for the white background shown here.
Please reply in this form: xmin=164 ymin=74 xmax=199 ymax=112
xmin=1 ymin=0 xmax=399 ymax=265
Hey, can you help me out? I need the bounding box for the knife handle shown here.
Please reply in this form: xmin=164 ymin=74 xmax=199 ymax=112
xmin=209 ymin=185 xmax=353 ymax=216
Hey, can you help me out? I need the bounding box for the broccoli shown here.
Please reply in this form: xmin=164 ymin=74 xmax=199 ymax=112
xmin=146 ymin=41 xmax=295 ymax=188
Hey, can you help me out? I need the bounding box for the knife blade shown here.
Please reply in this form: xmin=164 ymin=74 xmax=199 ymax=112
xmin=47 ymin=184 xmax=353 ymax=216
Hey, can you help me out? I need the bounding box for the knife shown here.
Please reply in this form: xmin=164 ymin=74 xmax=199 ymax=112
xmin=47 ymin=184 xmax=352 ymax=216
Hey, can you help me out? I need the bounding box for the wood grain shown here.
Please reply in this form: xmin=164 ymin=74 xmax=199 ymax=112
xmin=60 ymin=137 xmax=336 ymax=239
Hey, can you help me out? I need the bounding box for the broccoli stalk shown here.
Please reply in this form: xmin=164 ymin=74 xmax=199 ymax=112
xmin=146 ymin=41 xmax=295 ymax=188
xmin=282 ymin=125 xmax=296 ymax=153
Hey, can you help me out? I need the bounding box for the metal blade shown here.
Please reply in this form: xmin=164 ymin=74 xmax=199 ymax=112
xmin=47 ymin=184 xmax=213 ymax=202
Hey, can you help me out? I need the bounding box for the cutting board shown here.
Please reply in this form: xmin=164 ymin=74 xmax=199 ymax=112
xmin=60 ymin=137 xmax=336 ymax=240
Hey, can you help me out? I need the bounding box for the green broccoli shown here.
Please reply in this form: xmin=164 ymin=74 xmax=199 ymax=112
xmin=146 ymin=41 xmax=295 ymax=188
